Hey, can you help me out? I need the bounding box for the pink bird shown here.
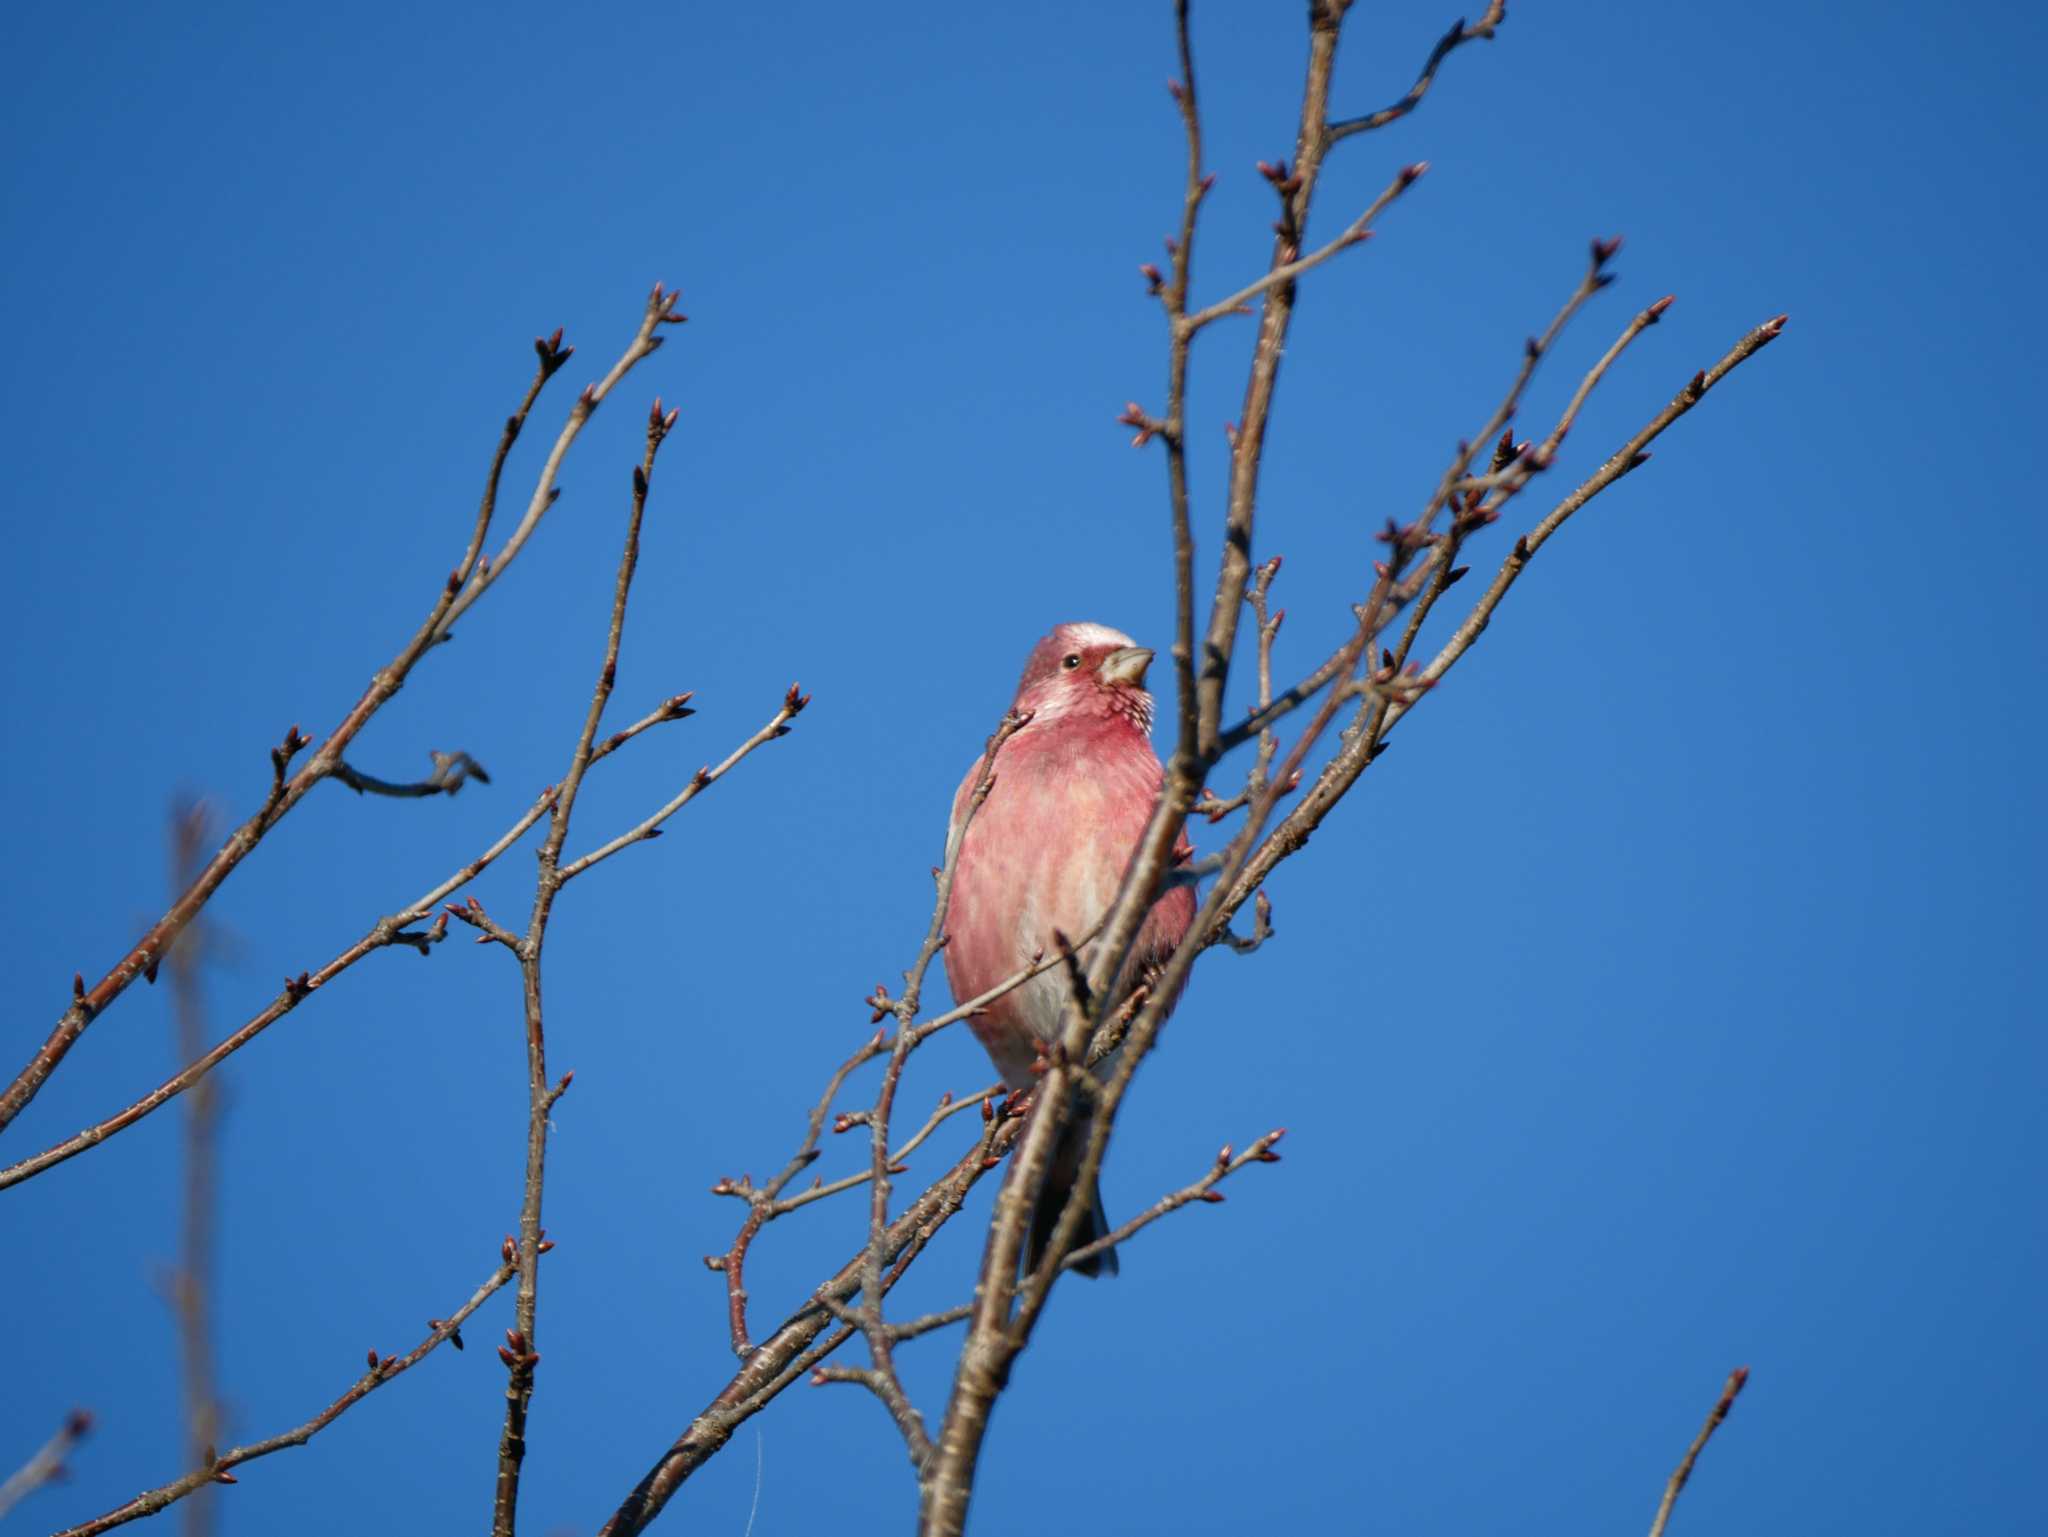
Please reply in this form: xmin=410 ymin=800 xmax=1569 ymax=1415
xmin=942 ymin=622 xmax=1196 ymax=1277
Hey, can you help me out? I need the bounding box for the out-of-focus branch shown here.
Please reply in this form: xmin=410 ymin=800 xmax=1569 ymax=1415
xmin=0 ymin=689 xmax=697 ymax=1193
xmin=163 ymin=805 xmax=224 ymax=1537
xmin=1647 ymin=1367 xmax=1749 ymax=1537
xmin=0 ymin=1410 xmax=92 ymax=1521
xmin=0 ymin=291 xmax=680 ymax=1135
xmin=51 ymin=1262 xmax=514 ymax=1537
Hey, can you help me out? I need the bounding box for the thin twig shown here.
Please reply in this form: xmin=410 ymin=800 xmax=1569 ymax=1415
xmin=1059 ymin=1128 xmax=1284 ymax=1276
xmin=51 ymin=1262 xmax=513 ymax=1537
xmin=439 ymin=285 xmax=686 ymax=636
xmin=1647 ymin=1367 xmax=1749 ymax=1537
xmin=556 ymin=689 xmax=808 ymax=882
xmin=1180 ymin=160 xmax=1423 ymax=333
xmin=1324 ymin=2 xmax=1506 ymax=144
xmin=329 ymin=751 xmax=490 ymax=799
xmin=490 ymin=396 xmax=679 ymax=1537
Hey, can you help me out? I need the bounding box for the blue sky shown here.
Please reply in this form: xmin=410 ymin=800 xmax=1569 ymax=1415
xmin=3 ymin=1 xmax=2042 ymax=1533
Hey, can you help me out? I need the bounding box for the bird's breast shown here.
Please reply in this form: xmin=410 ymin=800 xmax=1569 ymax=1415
xmin=942 ymin=727 xmax=1169 ymax=1078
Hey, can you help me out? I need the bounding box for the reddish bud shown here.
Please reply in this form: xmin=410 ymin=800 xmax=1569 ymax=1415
xmin=1199 ymin=1190 xmax=1227 ymax=1203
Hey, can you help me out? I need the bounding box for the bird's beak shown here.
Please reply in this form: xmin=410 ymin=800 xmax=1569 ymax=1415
xmin=1098 ymin=646 xmax=1154 ymax=687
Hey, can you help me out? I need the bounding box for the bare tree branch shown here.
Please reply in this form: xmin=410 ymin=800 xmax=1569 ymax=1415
xmin=917 ymin=6 xmax=1784 ymax=1531
xmin=0 ymin=291 xmax=678 ymax=1135
xmin=1219 ymin=309 xmax=1787 ymax=921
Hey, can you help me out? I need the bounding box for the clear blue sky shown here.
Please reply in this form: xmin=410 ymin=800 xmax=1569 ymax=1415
xmin=4 ymin=2 xmax=2041 ymax=1533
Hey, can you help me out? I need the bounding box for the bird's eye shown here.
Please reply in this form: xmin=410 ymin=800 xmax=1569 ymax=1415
xmin=1061 ymin=653 xmax=1081 ymax=670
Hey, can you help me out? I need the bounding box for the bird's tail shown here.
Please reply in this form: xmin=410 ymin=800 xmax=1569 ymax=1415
xmin=1025 ymin=1110 xmax=1120 ymax=1279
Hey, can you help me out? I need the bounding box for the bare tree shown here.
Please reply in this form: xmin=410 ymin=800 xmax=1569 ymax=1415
xmin=7 ymin=4 xmax=1778 ymax=1535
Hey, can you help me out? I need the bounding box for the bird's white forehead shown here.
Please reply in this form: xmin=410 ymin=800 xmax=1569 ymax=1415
xmin=1053 ymin=621 xmax=1135 ymax=651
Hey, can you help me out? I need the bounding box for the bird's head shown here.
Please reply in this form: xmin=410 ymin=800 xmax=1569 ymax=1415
xmin=1011 ymin=622 xmax=1156 ymax=731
